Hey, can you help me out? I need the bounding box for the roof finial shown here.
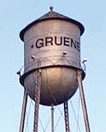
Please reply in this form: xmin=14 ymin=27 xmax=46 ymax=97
xmin=50 ymin=6 xmax=53 ymax=12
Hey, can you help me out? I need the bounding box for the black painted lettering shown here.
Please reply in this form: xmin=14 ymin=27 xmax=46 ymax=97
xmin=35 ymin=36 xmax=80 ymax=52
xmin=45 ymin=37 xmax=53 ymax=46
xmin=71 ymin=38 xmax=77 ymax=49
xmin=64 ymin=37 xmax=70 ymax=46
xmin=36 ymin=38 xmax=44 ymax=48
xmin=55 ymin=36 xmax=62 ymax=45
xmin=76 ymin=41 xmax=80 ymax=52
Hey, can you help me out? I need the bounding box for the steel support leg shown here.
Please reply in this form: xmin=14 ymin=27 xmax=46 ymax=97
xmin=19 ymin=90 xmax=28 ymax=132
xmin=33 ymin=69 xmax=41 ymax=132
xmin=64 ymin=101 xmax=70 ymax=132
xmin=51 ymin=104 xmax=54 ymax=132
xmin=77 ymin=70 xmax=90 ymax=132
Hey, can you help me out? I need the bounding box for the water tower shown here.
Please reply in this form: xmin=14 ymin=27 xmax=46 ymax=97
xmin=18 ymin=7 xmax=90 ymax=132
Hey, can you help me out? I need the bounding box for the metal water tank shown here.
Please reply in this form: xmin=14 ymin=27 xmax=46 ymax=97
xmin=19 ymin=8 xmax=85 ymax=106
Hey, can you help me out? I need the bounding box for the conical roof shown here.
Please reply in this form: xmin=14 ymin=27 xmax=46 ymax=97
xmin=20 ymin=7 xmax=84 ymax=41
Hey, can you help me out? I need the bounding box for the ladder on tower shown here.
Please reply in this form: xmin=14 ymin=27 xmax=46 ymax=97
xmin=33 ymin=69 xmax=41 ymax=132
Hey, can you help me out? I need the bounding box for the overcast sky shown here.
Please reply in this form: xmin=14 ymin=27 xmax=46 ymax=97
xmin=0 ymin=0 xmax=106 ymax=132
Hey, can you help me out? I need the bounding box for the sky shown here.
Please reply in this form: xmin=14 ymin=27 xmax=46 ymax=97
xmin=0 ymin=0 xmax=106 ymax=132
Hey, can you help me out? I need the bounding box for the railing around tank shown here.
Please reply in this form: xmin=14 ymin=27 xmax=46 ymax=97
xmin=17 ymin=55 xmax=82 ymax=76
